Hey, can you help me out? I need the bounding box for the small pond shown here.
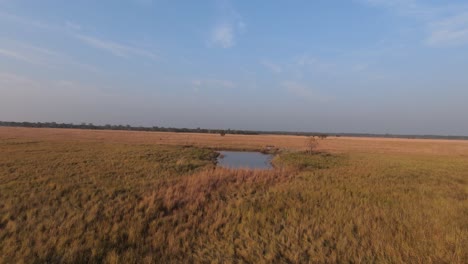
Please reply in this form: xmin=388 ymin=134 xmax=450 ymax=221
xmin=217 ymin=151 xmax=273 ymax=169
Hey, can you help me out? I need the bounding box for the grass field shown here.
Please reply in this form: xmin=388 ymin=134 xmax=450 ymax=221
xmin=0 ymin=127 xmax=467 ymax=263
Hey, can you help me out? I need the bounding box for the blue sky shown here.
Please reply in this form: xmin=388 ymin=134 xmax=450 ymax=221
xmin=1 ymin=0 xmax=468 ymax=135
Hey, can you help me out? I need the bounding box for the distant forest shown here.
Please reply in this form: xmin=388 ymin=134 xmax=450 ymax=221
xmin=1 ymin=121 xmax=467 ymax=140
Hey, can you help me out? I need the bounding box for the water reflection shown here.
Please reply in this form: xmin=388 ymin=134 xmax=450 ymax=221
xmin=217 ymin=151 xmax=273 ymax=169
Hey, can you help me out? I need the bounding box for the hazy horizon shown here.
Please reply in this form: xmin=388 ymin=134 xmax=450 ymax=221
xmin=1 ymin=0 xmax=468 ymax=136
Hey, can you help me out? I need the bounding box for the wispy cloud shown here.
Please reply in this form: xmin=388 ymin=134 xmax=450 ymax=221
xmin=74 ymin=34 xmax=158 ymax=59
xmin=16 ymin=42 xmax=64 ymax=57
xmin=0 ymin=41 xmax=101 ymax=73
xmin=0 ymin=48 xmax=35 ymax=63
xmin=361 ymin=0 xmax=424 ymax=13
xmin=65 ymin=21 xmax=82 ymax=31
xmin=359 ymin=0 xmax=468 ymax=47
xmin=192 ymin=79 xmax=235 ymax=89
xmin=282 ymin=81 xmax=331 ymax=103
xmin=133 ymin=0 xmax=154 ymax=5
xmin=259 ymin=55 xmax=338 ymax=79
xmin=1 ymin=11 xmax=158 ymax=60
xmin=0 ymin=72 xmax=37 ymax=87
xmin=426 ymin=12 xmax=468 ymax=46
xmin=0 ymin=11 xmax=56 ymax=30
xmin=359 ymin=0 xmax=437 ymax=18
xmin=295 ymin=55 xmax=335 ymax=72
xmin=209 ymin=0 xmax=245 ymax=48
xmin=260 ymin=60 xmax=282 ymax=73
xmin=0 ymin=71 xmax=109 ymax=98
xmin=210 ymin=23 xmax=236 ymax=48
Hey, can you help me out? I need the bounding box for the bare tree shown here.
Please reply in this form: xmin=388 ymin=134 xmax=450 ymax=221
xmin=306 ymin=136 xmax=318 ymax=154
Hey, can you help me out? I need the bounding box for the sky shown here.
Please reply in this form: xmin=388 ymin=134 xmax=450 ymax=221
xmin=1 ymin=0 xmax=468 ymax=135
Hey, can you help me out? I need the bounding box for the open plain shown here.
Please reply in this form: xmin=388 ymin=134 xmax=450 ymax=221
xmin=1 ymin=127 xmax=467 ymax=263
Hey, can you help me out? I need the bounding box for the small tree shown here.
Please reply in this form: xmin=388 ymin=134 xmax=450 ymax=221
xmin=306 ymin=136 xmax=318 ymax=154
xmin=319 ymin=134 xmax=328 ymax=140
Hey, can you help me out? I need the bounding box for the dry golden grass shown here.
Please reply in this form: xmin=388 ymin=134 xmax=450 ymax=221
xmin=2 ymin=126 xmax=468 ymax=156
xmin=0 ymin=127 xmax=467 ymax=263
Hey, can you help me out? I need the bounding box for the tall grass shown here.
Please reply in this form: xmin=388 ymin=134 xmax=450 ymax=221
xmin=3 ymin=126 xmax=468 ymax=156
xmin=0 ymin=137 xmax=467 ymax=263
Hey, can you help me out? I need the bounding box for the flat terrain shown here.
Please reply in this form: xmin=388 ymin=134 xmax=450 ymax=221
xmin=3 ymin=127 xmax=468 ymax=155
xmin=1 ymin=127 xmax=467 ymax=263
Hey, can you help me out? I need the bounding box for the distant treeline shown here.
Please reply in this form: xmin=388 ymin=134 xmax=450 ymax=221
xmin=0 ymin=121 xmax=260 ymax=135
xmin=1 ymin=121 xmax=467 ymax=140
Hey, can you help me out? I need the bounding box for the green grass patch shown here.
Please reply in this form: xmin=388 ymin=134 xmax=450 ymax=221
xmin=273 ymin=151 xmax=346 ymax=170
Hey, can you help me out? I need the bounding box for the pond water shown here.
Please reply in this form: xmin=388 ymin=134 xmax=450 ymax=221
xmin=217 ymin=151 xmax=273 ymax=169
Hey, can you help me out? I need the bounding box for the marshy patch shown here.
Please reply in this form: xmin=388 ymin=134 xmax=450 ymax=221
xmin=273 ymin=151 xmax=346 ymax=170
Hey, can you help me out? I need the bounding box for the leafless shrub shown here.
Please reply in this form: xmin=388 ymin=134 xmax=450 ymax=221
xmin=306 ymin=136 xmax=318 ymax=154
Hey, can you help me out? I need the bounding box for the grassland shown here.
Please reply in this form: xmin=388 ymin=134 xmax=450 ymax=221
xmin=0 ymin=127 xmax=467 ymax=263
